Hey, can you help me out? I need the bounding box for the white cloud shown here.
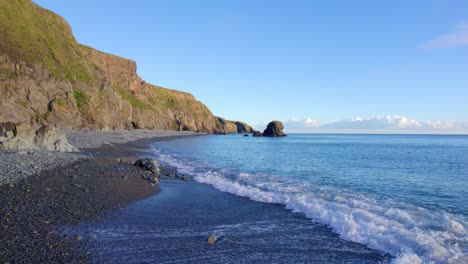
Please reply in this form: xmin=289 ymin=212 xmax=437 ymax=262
xmin=281 ymin=115 xmax=468 ymax=134
xmin=320 ymin=115 xmax=467 ymax=133
xmin=284 ymin=117 xmax=320 ymax=130
xmin=422 ymin=22 xmax=468 ymax=49
xmin=304 ymin=118 xmax=320 ymax=128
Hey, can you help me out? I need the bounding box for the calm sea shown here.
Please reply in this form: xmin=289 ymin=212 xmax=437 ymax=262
xmin=151 ymin=134 xmax=468 ymax=263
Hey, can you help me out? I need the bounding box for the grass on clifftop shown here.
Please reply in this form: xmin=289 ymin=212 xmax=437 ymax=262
xmin=148 ymin=85 xmax=212 ymax=119
xmin=0 ymin=0 xmax=93 ymax=84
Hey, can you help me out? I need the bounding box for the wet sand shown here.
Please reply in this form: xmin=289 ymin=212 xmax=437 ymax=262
xmin=66 ymin=180 xmax=390 ymax=264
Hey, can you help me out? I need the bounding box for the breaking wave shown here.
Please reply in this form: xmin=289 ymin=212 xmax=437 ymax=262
xmin=152 ymin=148 xmax=468 ymax=264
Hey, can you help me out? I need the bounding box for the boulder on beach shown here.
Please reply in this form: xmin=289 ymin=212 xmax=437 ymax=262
xmin=134 ymin=158 xmax=160 ymax=175
xmin=0 ymin=122 xmax=78 ymax=152
xmin=263 ymin=121 xmax=287 ymax=137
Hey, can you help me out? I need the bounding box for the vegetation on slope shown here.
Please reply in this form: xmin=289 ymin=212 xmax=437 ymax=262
xmin=0 ymin=0 xmax=252 ymax=133
xmin=0 ymin=0 xmax=93 ymax=84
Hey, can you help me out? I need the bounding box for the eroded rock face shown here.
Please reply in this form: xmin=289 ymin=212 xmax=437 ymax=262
xmin=0 ymin=122 xmax=78 ymax=152
xmin=263 ymin=121 xmax=287 ymax=137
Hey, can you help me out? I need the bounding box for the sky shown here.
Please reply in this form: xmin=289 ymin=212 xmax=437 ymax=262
xmin=33 ymin=0 xmax=468 ymax=133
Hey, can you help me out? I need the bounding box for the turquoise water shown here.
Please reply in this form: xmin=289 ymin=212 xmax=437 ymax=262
xmin=152 ymin=134 xmax=468 ymax=263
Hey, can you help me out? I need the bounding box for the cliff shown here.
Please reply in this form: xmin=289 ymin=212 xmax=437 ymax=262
xmin=0 ymin=0 xmax=249 ymax=134
xmin=216 ymin=117 xmax=255 ymax=134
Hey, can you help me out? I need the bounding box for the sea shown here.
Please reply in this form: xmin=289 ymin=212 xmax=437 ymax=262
xmin=152 ymin=134 xmax=467 ymax=263
xmin=72 ymin=134 xmax=468 ymax=263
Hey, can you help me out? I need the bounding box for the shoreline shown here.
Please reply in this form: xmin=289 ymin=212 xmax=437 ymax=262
xmin=0 ymin=130 xmax=200 ymax=263
xmin=1 ymin=131 xmax=392 ymax=263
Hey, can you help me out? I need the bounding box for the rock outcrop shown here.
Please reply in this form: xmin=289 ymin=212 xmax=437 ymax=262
xmin=252 ymin=131 xmax=263 ymax=137
xmin=263 ymin=121 xmax=287 ymax=137
xmin=0 ymin=122 xmax=78 ymax=152
xmin=0 ymin=0 xmax=252 ymax=137
xmin=215 ymin=117 xmax=255 ymax=134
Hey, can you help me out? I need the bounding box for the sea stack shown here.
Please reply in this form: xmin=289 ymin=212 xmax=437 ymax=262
xmin=263 ymin=121 xmax=287 ymax=137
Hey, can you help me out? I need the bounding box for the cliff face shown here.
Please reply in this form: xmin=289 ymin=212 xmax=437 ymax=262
xmin=0 ymin=0 xmax=247 ymax=133
xmin=216 ymin=117 xmax=255 ymax=134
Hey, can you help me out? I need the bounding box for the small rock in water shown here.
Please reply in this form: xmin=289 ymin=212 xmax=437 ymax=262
xmin=75 ymin=235 xmax=82 ymax=241
xmin=207 ymin=235 xmax=217 ymax=245
xmin=182 ymin=176 xmax=190 ymax=181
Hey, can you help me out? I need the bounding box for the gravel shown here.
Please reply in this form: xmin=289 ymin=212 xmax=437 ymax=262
xmin=0 ymin=150 xmax=88 ymax=186
xmin=0 ymin=129 xmax=200 ymax=186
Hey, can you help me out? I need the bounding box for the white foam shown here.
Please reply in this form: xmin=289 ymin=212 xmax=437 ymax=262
xmin=152 ymin=147 xmax=468 ymax=264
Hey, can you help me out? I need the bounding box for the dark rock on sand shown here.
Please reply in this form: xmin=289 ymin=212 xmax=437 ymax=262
xmin=134 ymin=158 xmax=160 ymax=175
xmin=252 ymin=131 xmax=263 ymax=137
xmin=263 ymin=121 xmax=287 ymax=137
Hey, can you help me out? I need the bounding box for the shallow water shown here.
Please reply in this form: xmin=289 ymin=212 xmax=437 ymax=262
xmin=70 ymin=180 xmax=389 ymax=263
xmin=149 ymin=134 xmax=468 ymax=263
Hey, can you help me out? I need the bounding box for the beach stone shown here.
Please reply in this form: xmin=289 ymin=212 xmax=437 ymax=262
xmin=207 ymin=235 xmax=217 ymax=244
xmin=263 ymin=121 xmax=287 ymax=137
xmin=75 ymin=235 xmax=82 ymax=241
xmin=142 ymin=171 xmax=153 ymax=181
xmin=150 ymin=175 xmax=159 ymax=185
xmin=134 ymin=158 xmax=160 ymax=175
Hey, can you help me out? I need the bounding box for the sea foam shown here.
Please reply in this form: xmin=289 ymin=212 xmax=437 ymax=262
xmin=152 ymin=148 xmax=468 ymax=264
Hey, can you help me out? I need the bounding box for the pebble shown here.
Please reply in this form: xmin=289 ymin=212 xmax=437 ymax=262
xmin=207 ymin=235 xmax=217 ymax=244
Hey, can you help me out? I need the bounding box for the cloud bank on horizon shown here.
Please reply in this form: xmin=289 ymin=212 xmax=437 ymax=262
xmin=273 ymin=116 xmax=468 ymax=134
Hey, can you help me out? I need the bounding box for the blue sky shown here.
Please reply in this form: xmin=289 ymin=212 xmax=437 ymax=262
xmin=33 ymin=0 xmax=468 ymax=133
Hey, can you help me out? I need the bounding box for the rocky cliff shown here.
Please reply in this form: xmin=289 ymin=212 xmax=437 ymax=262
xmin=0 ymin=0 xmax=250 ymax=134
xmin=215 ymin=117 xmax=255 ymax=134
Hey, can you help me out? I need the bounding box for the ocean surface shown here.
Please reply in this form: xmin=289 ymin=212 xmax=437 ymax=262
xmin=70 ymin=134 xmax=468 ymax=263
xmin=150 ymin=134 xmax=468 ymax=263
